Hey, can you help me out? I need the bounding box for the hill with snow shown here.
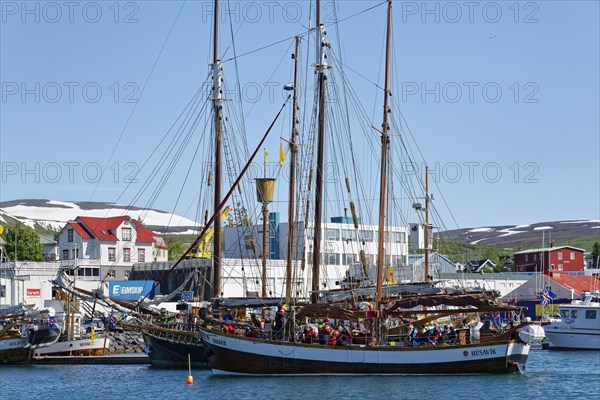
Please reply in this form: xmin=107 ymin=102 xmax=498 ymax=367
xmin=442 ymin=220 xmax=599 ymax=248
xmin=0 ymin=199 xmax=200 ymax=234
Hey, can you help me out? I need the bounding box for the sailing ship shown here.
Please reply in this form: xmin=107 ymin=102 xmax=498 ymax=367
xmin=197 ymin=0 xmax=546 ymax=375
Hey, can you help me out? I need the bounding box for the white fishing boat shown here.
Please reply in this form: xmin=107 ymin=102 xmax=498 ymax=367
xmin=545 ymin=291 xmax=600 ymax=350
xmin=33 ymin=335 xmax=110 ymax=357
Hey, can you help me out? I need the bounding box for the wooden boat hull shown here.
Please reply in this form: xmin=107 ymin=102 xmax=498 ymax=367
xmin=0 ymin=337 xmax=30 ymax=365
xmin=201 ymin=329 xmax=529 ymax=375
xmin=33 ymin=338 xmax=110 ymax=357
xmin=142 ymin=327 xmax=209 ymax=369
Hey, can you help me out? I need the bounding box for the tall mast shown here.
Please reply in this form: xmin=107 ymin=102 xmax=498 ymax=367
xmin=286 ymin=36 xmax=300 ymax=305
xmin=212 ymin=0 xmax=223 ymax=297
xmin=375 ymin=0 xmax=393 ymax=310
xmin=311 ymin=0 xmax=328 ymax=304
xmin=424 ymin=166 xmax=430 ymax=282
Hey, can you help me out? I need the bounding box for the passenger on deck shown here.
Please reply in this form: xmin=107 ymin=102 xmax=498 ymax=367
xmin=251 ymin=314 xmax=264 ymax=330
xmin=273 ymin=308 xmax=285 ymax=340
xmin=223 ymin=309 xmax=234 ymax=321
xmin=222 ymin=323 xmax=236 ymax=334
xmin=319 ymin=318 xmax=331 ymax=335
xmin=245 ymin=326 xmax=258 ymax=338
xmin=447 ymin=326 xmax=457 ymax=343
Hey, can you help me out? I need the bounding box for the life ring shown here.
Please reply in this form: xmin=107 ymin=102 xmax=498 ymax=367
xmin=357 ymin=302 xmax=373 ymax=311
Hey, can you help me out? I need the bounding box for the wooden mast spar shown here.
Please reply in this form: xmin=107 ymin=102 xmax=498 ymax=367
xmin=374 ymin=0 xmax=393 ymax=345
xmin=285 ymin=36 xmax=301 ymax=306
xmin=311 ymin=0 xmax=328 ymax=304
xmin=212 ymin=0 xmax=223 ymax=298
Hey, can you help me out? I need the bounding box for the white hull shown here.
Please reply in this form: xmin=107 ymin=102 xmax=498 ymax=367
xmin=546 ymin=299 xmax=600 ymax=350
xmin=34 ymin=337 xmax=111 ymax=356
xmin=546 ymin=329 xmax=600 ymax=350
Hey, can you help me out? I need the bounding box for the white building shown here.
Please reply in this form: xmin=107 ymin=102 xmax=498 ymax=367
xmin=222 ymin=215 xmax=409 ymax=291
xmin=57 ymin=216 xmax=168 ymax=281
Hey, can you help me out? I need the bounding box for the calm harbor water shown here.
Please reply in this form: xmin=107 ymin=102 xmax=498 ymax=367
xmin=1 ymin=351 xmax=599 ymax=400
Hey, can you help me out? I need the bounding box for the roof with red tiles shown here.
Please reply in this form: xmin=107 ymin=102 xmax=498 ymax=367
xmin=76 ymin=216 xmax=127 ymax=241
xmin=67 ymin=222 xmax=94 ymax=240
xmin=547 ymin=274 xmax=600 ymax=294
xmin=131 ymin=219 xmax=158 ymax=244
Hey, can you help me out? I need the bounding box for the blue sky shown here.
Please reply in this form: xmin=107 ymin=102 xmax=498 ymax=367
xmin=1 ymin=0 xmax=598 ymax=229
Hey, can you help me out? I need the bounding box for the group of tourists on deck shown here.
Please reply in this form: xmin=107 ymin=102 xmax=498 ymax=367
xmin=409 ymin=323 xmax=458 ymax=346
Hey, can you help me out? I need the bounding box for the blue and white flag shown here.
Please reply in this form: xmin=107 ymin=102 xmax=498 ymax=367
xmin=540 ymin=288 xmax=557 ymax=306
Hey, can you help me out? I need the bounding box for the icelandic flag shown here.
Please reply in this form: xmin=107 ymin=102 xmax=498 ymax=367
xmin=492 ymin=311 xmax=502 ymax=329
xmin=540 ymin=288 xmax=557 ymax=306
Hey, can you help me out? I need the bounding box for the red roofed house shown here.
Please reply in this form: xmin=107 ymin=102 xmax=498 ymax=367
xmin=512 ymin=246 xmax=585 ymax=276
xmin=57 ymin=216 xmax=168 ymax=280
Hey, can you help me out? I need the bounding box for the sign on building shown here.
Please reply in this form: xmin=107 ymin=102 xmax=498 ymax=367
xmin=108 ymin=280 xmax=156 ymax=301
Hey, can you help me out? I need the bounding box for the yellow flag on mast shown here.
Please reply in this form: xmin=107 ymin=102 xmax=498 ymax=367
xmin=279 ymin=143 xmax=286 ymax=167
xmin=263 ymin=148 xmax=268 ymax=164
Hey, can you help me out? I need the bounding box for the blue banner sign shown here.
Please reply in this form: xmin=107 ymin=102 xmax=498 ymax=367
xmin=108 ymin=280 xmax=156 ymax=301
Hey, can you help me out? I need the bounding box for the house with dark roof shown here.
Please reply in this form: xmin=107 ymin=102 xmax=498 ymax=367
xmin=57 ymin=216 xmax=168 ymax=280
xmin=466 ymin=259 xmax=496 ymax=273
xmin=39 ymin=233 xmax=59 ymax=261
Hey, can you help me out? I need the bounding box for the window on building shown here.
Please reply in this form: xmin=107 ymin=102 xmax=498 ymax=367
xmin=63 ymin=249 xmax=69 ymax=260
xmin=534 ymin=254 xmax=537 ymax=261
xmin=570 ymin=252 xmax=575 ymax=260
xmin=124 ymin=270 xmax=130 ymax=279
xmin=326 ymin=228 xmax=340 ymax=241
xmin=122 ymin=228 xmax=132 ymax=241
xmin=107 ymin=270 xmax=115 ymax=279
xmin=342 ymin=253 xmax=356 ymax=265
xmin=92 ymin=268 xmax=99 ymax=277
xmin=525 ymin=254 xmax=529 ymax=262
xmin=391 ymin=231 xmax=405 ymax=243
xmin=123 ymin=248 xmax=131 ymax=262
xmin=558 ymin=264 xmax=563 ymax=270
xmin=558 ymin=252 xmax=563 ymax=260
xmin=0 ymin=284 xmax=5 ymax=298
xmin=108 ymin=247 xmax=116 ymax=262
xmin=585 ymin=310 xmax=597 ymax=319
xmin=359 ymin=230 xmax=373 ymax=242
xmin=68 ymin=229 xmax=73 ymax=242
xmin=138 ymin=248 xmax=145 ymax=263
xmin=325 ymin=253 xmax=340 ymax=265
xmin=342 ymin=229 xmax=354 ymax=241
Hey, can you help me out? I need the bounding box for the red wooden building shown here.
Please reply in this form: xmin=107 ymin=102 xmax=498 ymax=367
xmin=513 ymin=246 xmax=585 ymax=276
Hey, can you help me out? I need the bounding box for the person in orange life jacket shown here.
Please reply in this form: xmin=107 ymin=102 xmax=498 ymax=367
xmin=251 ymin=314 xmax=264 ymax=330
xmin=328 ymin=328 xmax=339 ymax=346
xmin=319 ymin=318 xmax=331 ymax=335
xmin=222 ymin=323 xmax=235 ymax=334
